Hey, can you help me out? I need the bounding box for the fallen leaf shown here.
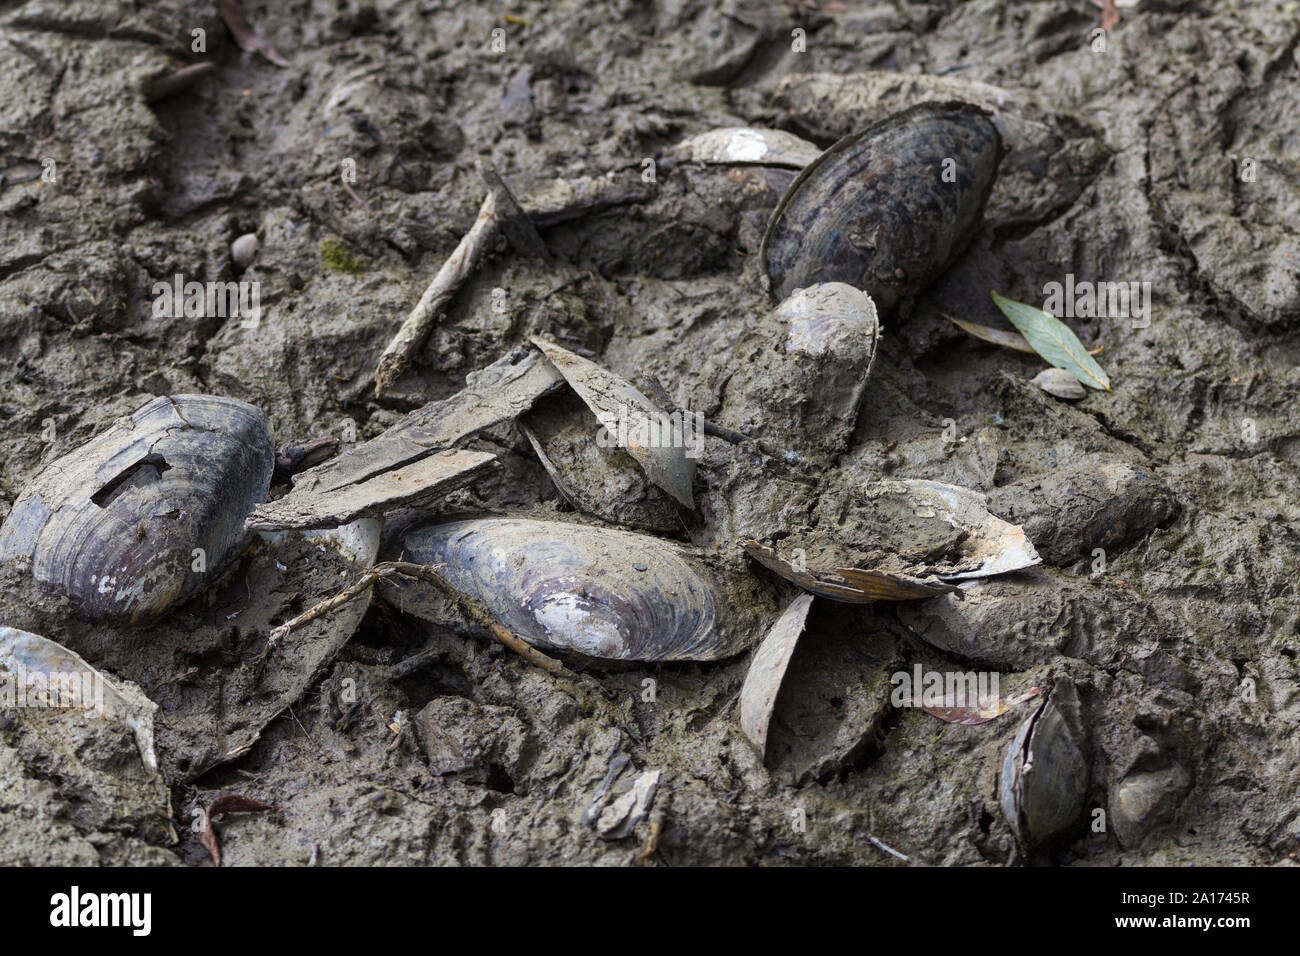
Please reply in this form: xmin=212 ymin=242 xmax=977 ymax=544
xmin=946 ymin=314 xmax=1036 ymax=353
xmin=990 ymin=291 xmax=1111 ymax=390
xmin=911 ymin=685 xmax=1043 ymax=725
xmin=1100 ymin=0 xmax=1121 ymax=30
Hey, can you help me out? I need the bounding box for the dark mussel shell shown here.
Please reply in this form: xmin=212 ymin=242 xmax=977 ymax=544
xmin=761 ymin=101 xmax=1003 ymax=309
xmin=0 ymin=395 xmax=274 ymax=624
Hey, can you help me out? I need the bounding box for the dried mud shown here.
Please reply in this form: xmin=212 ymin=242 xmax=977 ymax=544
xmin=2 ymin=0 xmax=1299 ymax=866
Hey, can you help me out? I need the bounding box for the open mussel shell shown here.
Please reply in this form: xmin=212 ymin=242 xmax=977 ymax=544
xmin=761 ymin=101 xmax=1003 ymax=308
xmin=0 ymin=395 xmax=274 ymax=624
xmin=396 ymin=517 xmax=754 ymax=663
xmin=999 ymin=682 xmax=1089 ymax=851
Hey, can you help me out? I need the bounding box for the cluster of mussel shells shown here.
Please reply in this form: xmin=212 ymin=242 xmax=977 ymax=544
xmin=0 ymin=100 xmax=1083 ymax=855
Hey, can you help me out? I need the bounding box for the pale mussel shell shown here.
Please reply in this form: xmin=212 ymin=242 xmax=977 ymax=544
xmin=999 ymin=682 xmax=1089 ymax=851
xmin=399 ymin=517 xmax=751 ymax=663
xmin=761 ymin=101 xmax=1003 ymax=308
xmin=0 ymin=395 xmax=274 ymax=624
xmin=722 ymin=282 xmax=881 ymax=460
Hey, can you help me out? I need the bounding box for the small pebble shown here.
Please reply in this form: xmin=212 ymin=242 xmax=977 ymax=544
xmin=231 ymin=233 xmax=260 ymax=269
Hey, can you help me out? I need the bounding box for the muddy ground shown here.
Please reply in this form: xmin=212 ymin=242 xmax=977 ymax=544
xmin=2 ymin=0 xmax=1299 ymax=866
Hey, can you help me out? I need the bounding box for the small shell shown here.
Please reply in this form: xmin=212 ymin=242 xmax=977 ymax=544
xmin=999 ymin=684 xmax=1089 ymax=850
xmin=398 ymin=518 xmax=747 ymax=662
xmin=0 ymin=395 xmax=274 ymax=624
xmin=673 ymin=127 xmax=822 ymax=169
xmin=761 ymin=102 xmax=1003 ymax=309
xmin=1031 ymin=367 xmax=1087 ymax=400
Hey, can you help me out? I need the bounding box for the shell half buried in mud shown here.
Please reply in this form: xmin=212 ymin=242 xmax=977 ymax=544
xmin=999 ymin=681 xmax=1089 ymax=851
xmin=400 ymin=517 xmax=755 ymax=663
xmin=761 ymin=101 xmax=1003 ymax=309
xmin=0 ymin=395 xmax=274 ymax=624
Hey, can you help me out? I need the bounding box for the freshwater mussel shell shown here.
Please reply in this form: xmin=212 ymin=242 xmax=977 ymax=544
xmin=0 ymin=395 xmax=274 ymax=624
xmin=761 ymin=101 xmax=1003 ymax=308
xmin=721 ymin=282 xmax=881 ymax=460
xmin=398 ymin=517 xmax=745 ymax=663
xmin=999 ymin=686 xmax=1089 ymax=850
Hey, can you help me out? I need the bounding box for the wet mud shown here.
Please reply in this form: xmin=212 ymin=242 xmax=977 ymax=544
xmin=2 ymin=0 xmax=1299 ymax=865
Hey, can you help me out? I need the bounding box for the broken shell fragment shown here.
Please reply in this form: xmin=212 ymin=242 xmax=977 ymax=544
xmin=999 ymin=683 xmax=1089 ymax=850
xmin=761 ymin=102 xmax=1003 ymax=308
xmin=739 ymin=593 xmax=814 ymax=757
xmin=532 ymin=337 xmax=697 ymax=508
xmin=0 ymin=626 xmax=160 ymax=770
xmin=596 ymin=769 xmax=663 ymax=839
xmin=519 ymin=393 xmax=681 ymax=534
xmin=0 ymin=395 xmax=274 ymax=624
xmin=901 ymin=480 xmax=1040 ymax=580
xmin=742 ymin=541 xmax=959 ymax=602
xmin=673 ymin=127 xmax=821 ymax=169
xmin=1031 ymin=367 xmax=1086 ymax=400
xmin=740 ymin=597 xmax=899 ymax=782
xmin=398 ymin=518 xmax=757 ymax=663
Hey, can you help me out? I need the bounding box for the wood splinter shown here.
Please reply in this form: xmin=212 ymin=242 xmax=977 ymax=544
xmin=261 ymin=560 xmax=573 ymax=678
xmin=375 ymin=166 xmax=545 ymax=395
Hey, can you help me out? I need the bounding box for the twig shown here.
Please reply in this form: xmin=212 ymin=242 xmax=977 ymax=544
xmin=375 ymin=166 xmax=544 ymax=395
xmin=145 ymin=62 xmax=216 ymax=103
xmin=867 ymin=833 xmax=912 ymax=864
xmin=261 ymin=561 xmax=572 ymax=677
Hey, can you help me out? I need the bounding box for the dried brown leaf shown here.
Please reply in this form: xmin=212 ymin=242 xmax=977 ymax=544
xmin=911 ymin=685 xmax=1043 ymax=725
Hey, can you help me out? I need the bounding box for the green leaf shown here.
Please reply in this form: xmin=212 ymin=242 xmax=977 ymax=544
xmin=990 ymin=291 xmax=1111 ymax=390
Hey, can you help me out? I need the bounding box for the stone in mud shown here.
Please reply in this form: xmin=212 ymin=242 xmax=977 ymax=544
xmin=898 ymin=570 xmax=1181 ymax=674
xmin=986 ymin=461 xmax=1179 ymax=566
xmin=414 ymin=696 xmax=531 ymax=786
xmin=1110 ymin=764 xmax=1192 ymax=850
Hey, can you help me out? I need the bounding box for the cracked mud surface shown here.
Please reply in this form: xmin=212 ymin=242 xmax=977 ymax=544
xmin=1 ymin=0 xmax=1299 ymax=866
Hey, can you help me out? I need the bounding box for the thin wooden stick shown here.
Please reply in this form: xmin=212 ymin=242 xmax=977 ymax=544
xmin=375 ymin=167 xmax=544 ymax=395
xmin=261 ymin=561 xmax=572 ymax=677
xmin=146 ymin=62 xmax=216 ymax=103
